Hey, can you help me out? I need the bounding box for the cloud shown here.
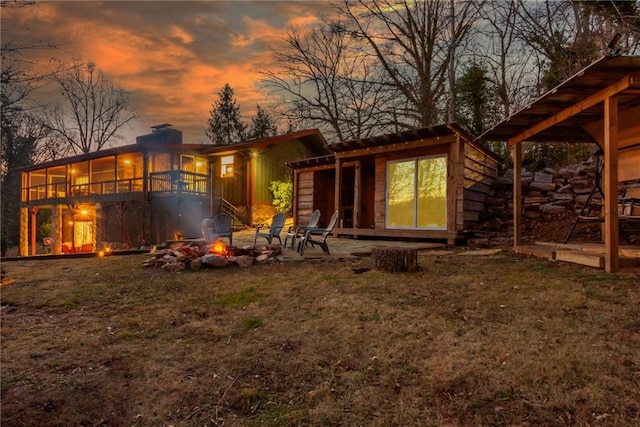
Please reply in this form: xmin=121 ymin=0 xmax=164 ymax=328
xmin=170 ymin=24 xmax=195 ymax=44
xmin=2 ymin=1 xmax=336 ymax=145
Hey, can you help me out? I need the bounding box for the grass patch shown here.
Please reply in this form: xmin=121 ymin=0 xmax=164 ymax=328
xmin=1 ymin=252 xmax=639 ymax=426
xmin=215 ymin=286 xmax=260 ymax=308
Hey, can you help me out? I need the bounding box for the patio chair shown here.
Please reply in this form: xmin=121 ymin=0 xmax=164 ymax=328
xmin=298 ymin=210 xmax=339 ymax=256
xmin=61 ymin=243 xmax=74 ymax=254
xmin=208 ymin=213 xmax=233 ymax=245
xmin=254 ymin=212 xmax=287 ymax=246
xmin=284 ymin=209 xmax=320 ymax=250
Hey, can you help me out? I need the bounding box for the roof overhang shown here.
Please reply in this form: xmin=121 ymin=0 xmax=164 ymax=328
xmin=202 ymin=129 xmax=330 ymax=157
xmin=478 ymin=55 xmax=640 ymax=149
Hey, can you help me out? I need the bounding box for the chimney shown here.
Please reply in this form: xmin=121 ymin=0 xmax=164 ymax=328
xmin=136 ymin=123 xmax=183 ymax=145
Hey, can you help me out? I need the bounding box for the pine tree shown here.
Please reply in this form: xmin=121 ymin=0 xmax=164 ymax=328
xmin=205 ymin=84 xmax=247 ymax=145
xmin=249 ymin=105 xmax=278 ymax=139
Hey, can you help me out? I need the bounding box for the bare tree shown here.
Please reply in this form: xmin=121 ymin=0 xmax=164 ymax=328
xmin=262 ymin=20 xmax=392 ymax=142
xmin=473 ymin=0 xmax=537 ymax=120
xmin=45 ymin=60 xmax=142 ymax=154
xmin=337 ymin=0 xmax=479 ymax=128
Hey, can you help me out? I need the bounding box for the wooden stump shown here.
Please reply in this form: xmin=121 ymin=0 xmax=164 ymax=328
xmin=371 ymin=246 xmax=418 ymax=272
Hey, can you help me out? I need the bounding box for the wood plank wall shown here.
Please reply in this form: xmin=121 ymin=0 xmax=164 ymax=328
xmin=463 ymin=144 xmax=499 ymax=227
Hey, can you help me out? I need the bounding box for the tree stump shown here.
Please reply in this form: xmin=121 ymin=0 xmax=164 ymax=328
xmin=371 ymin=246 xmax=418 ymax=272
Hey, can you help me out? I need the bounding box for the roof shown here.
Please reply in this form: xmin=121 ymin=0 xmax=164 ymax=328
xmin=478 ymin=55 xmax=640 ymax=147
xmin=19 ymin=129 xmax=329 ymax=172
xmin=18 ymin=143 xmax=211 ymax=172
xmin=202 ymin=129 xmax=329 ymax=156
xmin=328 ymin=124 xmax=465 ymax=152
xmin=288 ymin=123 xmax=499 ymax=169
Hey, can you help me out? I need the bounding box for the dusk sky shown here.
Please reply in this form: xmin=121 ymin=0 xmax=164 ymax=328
xmin=2 ymin=1 xmax=335 ymax=144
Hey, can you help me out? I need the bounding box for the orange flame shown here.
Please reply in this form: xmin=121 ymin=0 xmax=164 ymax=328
xmin=210 ymin=240 xmax=228 ymax=256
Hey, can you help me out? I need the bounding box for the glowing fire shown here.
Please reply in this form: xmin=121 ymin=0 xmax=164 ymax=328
xmin=210 ymin=240 xmax=228 ymax=257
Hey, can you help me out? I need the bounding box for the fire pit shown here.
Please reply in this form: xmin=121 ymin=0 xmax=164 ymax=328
xmin=142 ymin=240 xmax=282 ymax=271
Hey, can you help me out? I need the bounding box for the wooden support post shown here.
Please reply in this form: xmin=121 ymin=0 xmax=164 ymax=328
xmin=371 ymin=246 xmax=418 ymax=272
xmin=30 ymin=206 xmax=39 ymax=256
xmin=512 ymin=143 xmax=522 ymax=248
xmin=353 ymin=160 xmax=361 ymax=228
xmin=604 ymin=95 xmax=619 ymax=273
xmin=334 ymin=158 xmax=342 ymax=226
xmin=20 ymin=207 xmax=29 ymax=257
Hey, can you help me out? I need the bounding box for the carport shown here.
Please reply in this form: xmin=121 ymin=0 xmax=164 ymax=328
xmin=479 ymin=55 xmax=640 ymax=273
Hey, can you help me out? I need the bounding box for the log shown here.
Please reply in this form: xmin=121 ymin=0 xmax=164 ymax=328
xmin=371 ymin=246 xmax=419 ymax=272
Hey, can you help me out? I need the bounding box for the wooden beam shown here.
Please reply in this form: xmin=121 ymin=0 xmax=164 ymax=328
xmin=353 ymin=160 xmax=361 ymax=228
xmin=513 ymin=144 xmax=522 ymax=247
xmin=334 ymin=158 xmax=342 ymax=227
xmin=507 ymin=76 xmax=631 ymax=146
xmin=334 ymin=135 xmax=456 ymax=159
xmin=603 ymin=95 xmax=619 ymax=273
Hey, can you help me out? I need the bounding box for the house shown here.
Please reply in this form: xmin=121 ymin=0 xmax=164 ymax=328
xmin=287 ymin=124 xmax=500 ymax=244
xmin=478 ymin=55 xmax=640 ymax=272
xmin=18 ymin=125 xmax=329 ymax=256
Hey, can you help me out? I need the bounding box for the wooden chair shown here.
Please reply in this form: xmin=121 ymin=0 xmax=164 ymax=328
xmin=254 ymin=212 xmax=286 ymax=246
xmin=284 ymin=209 xmax=320 ymax=250
xmin=298 ymin=210 xmax=339 ymax=256
xmin=209 ymin=213 xmax=233 ymax=245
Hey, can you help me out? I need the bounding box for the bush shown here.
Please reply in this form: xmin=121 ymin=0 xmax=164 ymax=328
xmin=269 ymin=180 xmax=293 ymax=215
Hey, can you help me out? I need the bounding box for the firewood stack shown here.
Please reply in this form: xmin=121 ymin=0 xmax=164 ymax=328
xmin=479 ymin=157 xmax=599 ymax=232
xmin=142 ymin=242 xmax=283 ymax=272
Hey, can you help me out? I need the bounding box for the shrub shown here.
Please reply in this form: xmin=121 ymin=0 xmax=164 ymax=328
xmin=269 ymin=180 xmax=293 ymax=214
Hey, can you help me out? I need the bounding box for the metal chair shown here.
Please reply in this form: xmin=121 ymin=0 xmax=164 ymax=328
xmin=254 ymin=212 xmax=287 ymax=246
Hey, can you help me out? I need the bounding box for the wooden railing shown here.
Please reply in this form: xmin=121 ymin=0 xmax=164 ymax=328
xmin=23 ymin=171 xmax=209 ymax=202
xmin=149 ymin=171 xmax=208 ymax=196
xmin=221 ymin=198 xmax=243 ymax=229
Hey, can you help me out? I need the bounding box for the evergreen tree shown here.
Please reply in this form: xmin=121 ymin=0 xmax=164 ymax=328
xmin=205 ymin=84 xmax=247 ymax=145
xmin=454 ymin=63 xmax=498 ymax=137
xmin=249 ymin=105 xmax=278 ymax=139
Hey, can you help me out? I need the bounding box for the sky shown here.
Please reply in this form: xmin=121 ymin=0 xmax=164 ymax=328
xmin=2 ymin=0 xmax=334 ymax=144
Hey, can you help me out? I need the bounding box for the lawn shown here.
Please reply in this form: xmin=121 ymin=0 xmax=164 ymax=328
xmin=1 ymin=250 xmax=639 ymax=426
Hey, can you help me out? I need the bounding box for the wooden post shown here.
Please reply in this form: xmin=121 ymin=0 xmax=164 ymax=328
xmin=20 ymin=207 xmax=29 ymax=256
xmin=334 ymin=158 xmax=342 ymax=227
xmin=604 ymin=95 xmax=619 ymax=273
xmin=30 ymin=206 xmax=39 ymax=256
xmin=353 ymin=159 xmax=361 ymax=228
xmin=512 ymin=143 xmax=522 ymax=248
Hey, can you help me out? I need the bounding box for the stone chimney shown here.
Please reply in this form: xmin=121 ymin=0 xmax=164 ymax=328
xmin=136 ymin=123 xmax=183 ymax=145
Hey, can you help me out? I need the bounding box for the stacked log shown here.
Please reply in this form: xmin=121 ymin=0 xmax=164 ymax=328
xmin=479 ymin=157 xmax=599 ymax=232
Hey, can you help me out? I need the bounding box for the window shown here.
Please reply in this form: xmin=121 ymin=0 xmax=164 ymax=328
xmin=221 ymin=155 xmax=234 ymax=177
xmin=386 ymin=155 xmax=447 ymax=230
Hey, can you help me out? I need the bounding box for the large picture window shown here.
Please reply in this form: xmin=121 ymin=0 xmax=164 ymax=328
xmin=386 ymin=155 xmax=447 ymax=229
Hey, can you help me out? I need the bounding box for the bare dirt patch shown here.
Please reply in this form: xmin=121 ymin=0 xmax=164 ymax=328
xmin=2 ymin=251 xmax=639 ymax=426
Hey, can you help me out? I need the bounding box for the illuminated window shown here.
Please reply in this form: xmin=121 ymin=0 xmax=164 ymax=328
xmin=386 ymin=155 xmax=447 ymax=230
xmin=221 ymin=155 xmax=234 ymax=177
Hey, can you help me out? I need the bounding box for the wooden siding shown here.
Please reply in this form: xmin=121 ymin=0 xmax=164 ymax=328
xmin=295 ymin=171 xmax=315 ymax=225
xmin=213 ymin=156 xmax=247 ymax=206
xmin=254 ymin=140 xmax=316 ymax=203
xmin=463 ymin=143 xmax=499 ymax=229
